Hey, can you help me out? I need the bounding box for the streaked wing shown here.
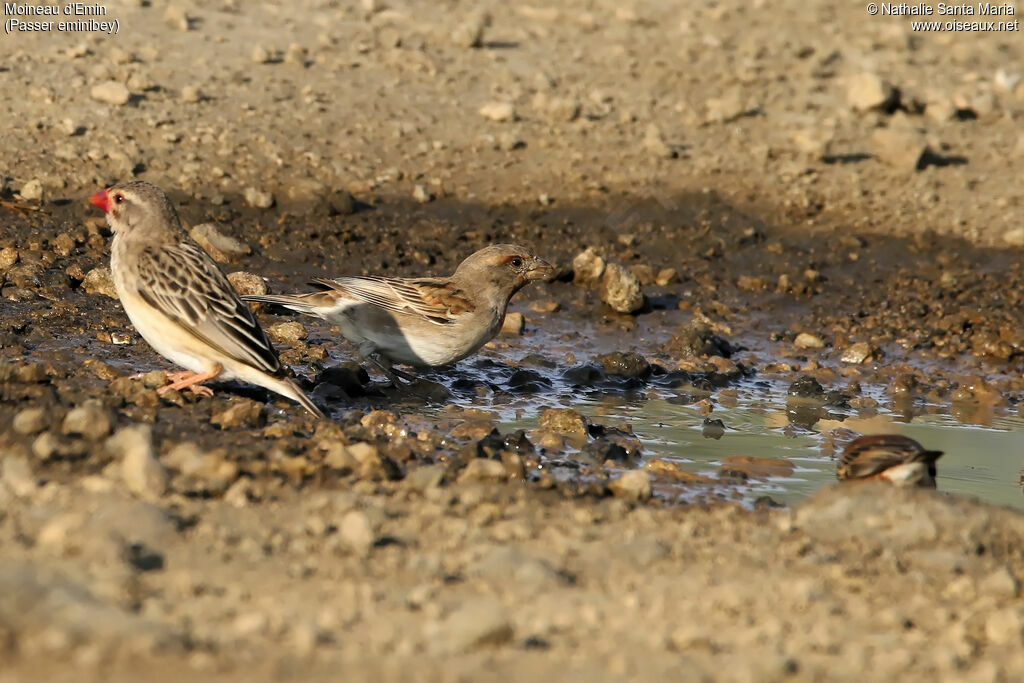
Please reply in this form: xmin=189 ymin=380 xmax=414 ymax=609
xmin=837 ymin=437 xmax=918 ymax=480
xmin=311 ymin=276 xmax=474 ymax=325
xmin=136 ymin=243 xmax=280 ymax=373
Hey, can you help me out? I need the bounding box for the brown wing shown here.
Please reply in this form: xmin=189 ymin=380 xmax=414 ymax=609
xmin=136 ymin=243 xmax=281 ymax=374
xmin=836 ymin=435 xmax=936 ymax=481
xmin=310 ymin=276 xmax=475 ymax=325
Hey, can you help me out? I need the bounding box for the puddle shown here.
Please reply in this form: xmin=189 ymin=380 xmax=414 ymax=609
xmin=494 ymin=391 xmax=1024 ymax=510
xmin=395 ymin=312 xmax=1024 ymax=511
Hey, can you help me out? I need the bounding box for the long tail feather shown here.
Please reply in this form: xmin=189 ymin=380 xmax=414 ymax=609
xmin=260 ymin=373 xmax=324 ymax=419
xmin=242 ymin=293 xmax=322 ymax=316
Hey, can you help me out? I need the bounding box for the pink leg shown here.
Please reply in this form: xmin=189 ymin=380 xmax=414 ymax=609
xmin=157 ymin=365 xmax=223 ymax=398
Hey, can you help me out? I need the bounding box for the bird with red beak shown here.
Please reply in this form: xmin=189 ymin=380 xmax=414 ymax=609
xmin=89 ymin=180 xmax=323 ymax=417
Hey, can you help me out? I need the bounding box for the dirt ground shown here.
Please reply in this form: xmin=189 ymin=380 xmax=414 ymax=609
xmin=2 ymin=0 xmax=1024 ymax=680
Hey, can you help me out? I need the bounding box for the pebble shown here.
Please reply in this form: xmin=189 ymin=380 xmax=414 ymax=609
xmin=643 ymin=124 xmax=675 ymax=159
xmin=532 ymin=93 xmax=581 ymax=122
xmin=81 ymin=267 xmax=118 ymax=299
xmin=501 ymin=451 xmax=525 ymax=481
xmin=163 ymin=5 xmax=190 ymax=31
xmin=107 ymin=425 xmax=168 ymax=500
xmin=979 ymin=568 xmax=1020 ymax=600
xmin=328 ymin=190 xmax=357 ymax=216
xmin=704 ymin=92 xmax=746 ymax=123
xmin=451 ymin=10 xmax=490 ymax=48
xmin=180 ymin=85 xmax=202 ymax=103
xmin=190 ymin=223 xmax=251 ymax=262
xmin=244 ymin=187 xmax=275 ymax=209
xmin=608 ymin=469 xmax=652 ymax=501
xmin=572 ymin=247 xmax=606 ymax=285
xmin=210 ymin=399 xmax=265 ymax=430
xmin=90 ymin=81 xmax=131 ymax=106
xmin=251 ymin=45 xmax=272 ymax=64
xmin=871 ymin=127 xmax=930 ymax=171
xmin=1 ymin=455 xmax=37 ymax=497
xmin=403 ymin=464 xmax=446 ymax=493
xmin=501 ymin=312 xmax=525 ymax=336
xmin=995 ymin=68 xmax=1021 ymax=94
xmin=267 ymin=321 xmax=307 ymax=344
xmin=339 ymin=510 xmax=376 ymax=554
xmin=841 ymin=341 xmax=881 ymax=364
xmin=61 ymin=400 xmax=113 ymax=441
xmin=846 ymin=73 xmax=897 ymax=112
xmin=165 ymin=442 xmax=239 ymax=494
xmin=12 ymin=407 xmax=48 ymax=435
xmin=538 ymin=408 xmax=589 ymax=437
xmin=227 ymin=271 xmax=267 ymax=297
xmin=794 ymin=332 xmax=825 ymax=350
xmin=600 ymin=263 xmax=645 ymax=313
xmin=790 ymin=128 xmax=833 ymax=159
xmin=19 ymin=179 xmax=44 ymax=202
xmin=580 ymin=438 xmax=635 ymax=466
xmin=479 ymin=102 xmax=516 ymax=122
xmin=630 ymin=264 xmax=655 ymax=286
xmin=412 ymin=184 xmax=432 ymax=203
xmin=1002 ymin=227 xmax=1024 ymax=247
xmin=787 ymin=376 xmax=826 ymax=400
xmin=430 ymin=598 xmax=514 ymax=653
xmin=985 ymin=608 xmax=1024 ymax=645
xmin=719 ymin=456 xmax=795 ymax=478
xmin=924 ymin=91 xmax=956 ymax=122
xmin=471 ymin=546 xmax=563 ymax=588
xmin=458 ymin=458 xmax=507 ymax=483
xmin=0 ymin=246 xmax=18 ymax=273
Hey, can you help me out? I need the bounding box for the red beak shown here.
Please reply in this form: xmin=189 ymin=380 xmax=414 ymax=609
xmin=89 ymin=189 xmax=111 ymax=214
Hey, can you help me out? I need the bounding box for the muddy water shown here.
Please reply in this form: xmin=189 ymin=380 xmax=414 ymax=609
xmin=396 ymin=313 xmax=1024 ymax=510
xmin=500 ymin=392 xmax=1024 ymax=510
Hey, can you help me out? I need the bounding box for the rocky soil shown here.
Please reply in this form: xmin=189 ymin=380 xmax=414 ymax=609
xmin=2 ymin=0 xmax=1024 ymax=680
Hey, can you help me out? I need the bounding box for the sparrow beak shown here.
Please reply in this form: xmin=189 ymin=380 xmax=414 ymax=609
xmin=527 ymin=257 xmax=555 ymax=280
xmin=89 ymin=189 xmax=111 ymax=214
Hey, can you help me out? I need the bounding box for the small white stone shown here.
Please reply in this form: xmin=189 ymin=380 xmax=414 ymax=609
xmin=1002 ymin=227 xmax=1024 ymax=247
xmin=244 ymin=187 xmax=275 ymax=209
xmin=846 ymin=73 xmax=896 ymax=112
xmin=252 ymin=45 xmax=272 ymax=64
xmin=794 ymin=333 xmax=825 ymax=350
xmin=608 ymin=469 xmax=652 ymax=501
xmin=412 ymin=184 xmax=432 ymax=203
xmin=340 ymin=510 xmax=376 ymax=554
xmin=107 ymin=425 xmax=168 ymax=500
xmin=600 ymin=263 xmax=645 ymax=313
xmin=82 ymin=267 xmax=118 ymax=299
xmin=90 ymin=81 xmax=131 ymax=106
xmin=2 ymin=456 xmax=37 ymax=498
xmin=479 ymin=102 xmax=516 ymax=122
xmin=19 ymin=180 xmax=44 ymax=202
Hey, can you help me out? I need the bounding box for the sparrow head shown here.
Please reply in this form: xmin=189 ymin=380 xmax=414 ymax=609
xmin=89 ymin=180 xmax=183 ymax=238
xmin=454 ymin=244 xmax=553 ymax=295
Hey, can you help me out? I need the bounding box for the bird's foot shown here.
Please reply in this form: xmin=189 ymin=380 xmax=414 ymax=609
xmin=362 ymin=353 xmax=415 ymax=387
xmin=157 ymin=366 xmax=222 ymax=398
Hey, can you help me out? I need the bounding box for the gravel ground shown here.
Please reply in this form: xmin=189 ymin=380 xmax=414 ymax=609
xmin=2 ymin=0 xmax=1024 ymax=680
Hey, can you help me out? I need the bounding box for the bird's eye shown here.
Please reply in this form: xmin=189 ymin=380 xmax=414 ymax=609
xmin=510 ymin=257 xmax=523 ymax=268
xmin=113 ymin=194 xmax=125 ymax=204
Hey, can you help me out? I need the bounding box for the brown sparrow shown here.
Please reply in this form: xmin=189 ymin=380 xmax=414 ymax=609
xmin=837 ymin=434 xmax=943 ymax=488
xmin=89 ymin=180 xmax=323 ymax=418
xmin=244 ymin=244 xmax=552 ymax=381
